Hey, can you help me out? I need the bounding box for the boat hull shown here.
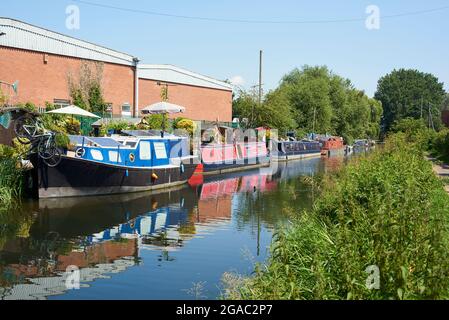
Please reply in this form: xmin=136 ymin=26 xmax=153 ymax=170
xmin=321 ymin=148 xmax=346 ymax=157
xmin=271 ymin=151 xmax=322 ymax=162
xmin=32 ymin=155 xmax=198 ymax=199
xmin=202 ymin=157 xmax=270 ymax=176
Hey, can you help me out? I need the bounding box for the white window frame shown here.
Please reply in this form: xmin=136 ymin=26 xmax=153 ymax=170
xmin=108 ymin=151 xmax=122 ymax=163
xmin=154 ymin=142 xmax=168 ymax=159
xmin=139 ymin=141 xmax=152 ymax=160
xmin=90 ymin=149 xmax=104 ymax=161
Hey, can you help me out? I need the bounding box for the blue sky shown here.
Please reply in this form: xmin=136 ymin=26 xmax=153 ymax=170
xmin=2 ymin=0 xmax=449 ymax=97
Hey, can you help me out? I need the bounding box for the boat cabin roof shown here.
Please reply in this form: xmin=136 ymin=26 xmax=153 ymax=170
xmin=121 ymin=130 xmax=187 ymax=139
xmin=69 ymin=133 xmax=187 ymax=149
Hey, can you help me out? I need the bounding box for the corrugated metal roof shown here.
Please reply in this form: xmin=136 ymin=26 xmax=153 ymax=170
xmin=138 ymin=64 xmax=233 ymax=91
xmin=0 ymin=18 xmax=234 ymax=91
xmin=0 ymin=17 xmax=136 ymax=66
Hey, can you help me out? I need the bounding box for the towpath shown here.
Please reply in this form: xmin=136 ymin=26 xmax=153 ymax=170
xmin=428 ymin=157 xmax=449 ymax=194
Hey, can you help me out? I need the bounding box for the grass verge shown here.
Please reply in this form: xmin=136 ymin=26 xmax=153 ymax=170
xmin=223 ymin=133 xmax=449 ymax=300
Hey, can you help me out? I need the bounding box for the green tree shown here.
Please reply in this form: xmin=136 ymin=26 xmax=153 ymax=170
xmin=68 ymin=61 xmax=106 ymax=112
xmin=232 ymin=88 xmax=295 ymax=135
xmin=71 ymin=88 xmax=88 ymax=110
xmin=280 ymin=66 xmax=333 ymax=134
xmin=88 ymin=83 xmax=107 ymax=113
xmin=141 ymin=114 xmax=170 ymax=131
xmin=272 ymin=66 xmax=383 ymax=142
xmin=233 ymin=66 xmax=383 ymax=141
xmin=374 ymin=69 xmax=446 ymax=133
xmin=442 ymin=93 xmax=449 ymax=111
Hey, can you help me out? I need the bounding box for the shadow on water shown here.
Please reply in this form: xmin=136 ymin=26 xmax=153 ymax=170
xmin=0 ymin=155 xmax=351 ymax=300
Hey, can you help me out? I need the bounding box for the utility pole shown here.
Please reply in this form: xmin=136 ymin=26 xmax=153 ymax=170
xmin=258 ymin=50 xmax=263 ymax=107
xmin=251 ymin=50 xmax=263 ymax=127
xmin=420 ymin=97 xmax=423 ymax=119
xmin=428 ymin=103 xmax=435 ymax=131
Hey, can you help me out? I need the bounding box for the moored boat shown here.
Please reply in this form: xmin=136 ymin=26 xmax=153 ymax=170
xmin=271 ymin=140 xmax=322 ymax=162
xmin=201 ymin=141 xmax=269 ymax=175
xmin=199 ymin=125 xmax=269 ymax=176
xmin=32 ymin=131 xmax=198 ymax=198
xmin=320 ymin=136 xmax=345 ymax=157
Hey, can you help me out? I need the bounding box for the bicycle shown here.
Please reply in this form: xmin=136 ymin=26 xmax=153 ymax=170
xmin=14 ymin=114 xmax=62 ymax=167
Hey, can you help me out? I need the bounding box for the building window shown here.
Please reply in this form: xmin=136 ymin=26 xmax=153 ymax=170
xmin=53 ymin=99 xmax=70 ymax=109
xmin=121 ymin=103 xmax=132 ymax=117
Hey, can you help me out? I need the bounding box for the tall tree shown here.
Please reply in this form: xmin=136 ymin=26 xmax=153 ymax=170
xmin=233 ymin=66 xmax=383 ymax=141
xmin=232 ymin=88 xmax=295 ymax=134
xmin=443 ymin=92 xmax=449 ymax=110
xmin=68 ymin=61 xmax=106 ymax=112
xmin=275 ymin=66 xmax=382 ymax=142
xmin=280 ymin=66 xmax=333 ymax=134
xmin=374 ymin=69 xmax=446 ymax=132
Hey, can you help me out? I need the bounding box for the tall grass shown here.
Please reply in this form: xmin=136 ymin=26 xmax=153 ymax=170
xmin=224 ymin=133 xmax=449 ymax=300
xmin=0 ymin=144 xmax=25 ymax=208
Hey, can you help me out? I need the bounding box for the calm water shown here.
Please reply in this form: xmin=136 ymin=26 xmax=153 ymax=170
xmin=0 ymin=156 xmax=348 ymax=300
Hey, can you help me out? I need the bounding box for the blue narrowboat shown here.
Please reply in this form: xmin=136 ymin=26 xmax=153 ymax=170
xmin=271 ymin=140 xmax=322 ymax=162
xmin=33 ymin=131 xmax=198 ymax=198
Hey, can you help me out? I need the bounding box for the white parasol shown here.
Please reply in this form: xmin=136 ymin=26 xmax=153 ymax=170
xmin=46 ymin=105 xmax=101 ymax=118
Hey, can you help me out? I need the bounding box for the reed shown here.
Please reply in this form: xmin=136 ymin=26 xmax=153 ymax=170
xmin=0 ymin=152 xmax=24 ymax=208
xmin=224 ymin=133 xmax=449 ymax=300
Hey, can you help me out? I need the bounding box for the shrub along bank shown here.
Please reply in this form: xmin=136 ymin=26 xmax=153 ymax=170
xmin=224 ymin=133 xmax=449 ymax=300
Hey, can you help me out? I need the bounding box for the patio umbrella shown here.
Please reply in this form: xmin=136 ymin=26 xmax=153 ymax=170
xmin=46 ymin=105 xmax=101 ymax=118
xmin=141 ymin=102 xmax=185 ymax=115
xmin=141 ymin=102 xmax=185 ymax=137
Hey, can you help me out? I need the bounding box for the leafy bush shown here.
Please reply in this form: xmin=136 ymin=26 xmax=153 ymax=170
xmin=141 ymin=114 xmax=171 ymax=131
xmin=174 ymin=118 xmax=195 ymax=136
xmin=225 ymin=133 xmax=449 ymax=300
xmin=107 ymin=120 xmax=132 ymax=132
xmin=55 ymin=132 xmax=71 ymax=149
xmin=15 ymin=102 xmax=37 ymax=113
xmin=0 ymin=87 xmax=7 ymax=106
xmin=390 ymin=117 xmax=433 ymax=146
xmin=430 ymin=128 xmax=449 ymax=163
xmin=99 ymin=124 xmax=108 ymax=137
xmin=64 ymin=118 xmax=81 ymax=135
xmin=0 ymin=157 xmax=24 ymax=206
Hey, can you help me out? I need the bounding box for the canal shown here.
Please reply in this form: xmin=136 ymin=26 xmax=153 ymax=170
xmin=0 ymin=156 xmax=347 ymax=300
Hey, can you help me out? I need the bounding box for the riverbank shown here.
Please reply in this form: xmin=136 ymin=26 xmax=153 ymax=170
xmin=223 ymin=133 xmax=449 ymax=300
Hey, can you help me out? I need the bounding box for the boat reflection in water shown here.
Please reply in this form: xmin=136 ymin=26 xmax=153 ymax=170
xmin=0 ymin=157 xmax=333 ymax=300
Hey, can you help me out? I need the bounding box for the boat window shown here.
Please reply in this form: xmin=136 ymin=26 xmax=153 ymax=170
xmin=90 ymin=149 xmax=103 ymax=161
xmin=125 ymin=141 xmax=137 ymax=148
xmin=139 ymin=141 xmax=152 ymax=160
xmin=154 ymin=142 xmax=168 ymax=159
xmin=108 ymin=151 xmax=122 ymax=163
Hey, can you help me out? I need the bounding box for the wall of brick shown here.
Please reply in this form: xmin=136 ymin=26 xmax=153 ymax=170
xmin=138 ymin=78 xmax=233 ymax=122
xmin=1 ymin=46 xmax=233 ymax=121
xmin=0 ymin=46 xmax=135 ymax=115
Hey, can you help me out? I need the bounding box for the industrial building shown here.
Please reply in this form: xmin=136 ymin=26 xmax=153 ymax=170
xmin=0 ymin=17 xmax=233 ymax=122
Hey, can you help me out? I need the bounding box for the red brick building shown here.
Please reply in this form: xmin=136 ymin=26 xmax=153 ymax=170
xmin=0 ymin=18 xmax=233 ymax=121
